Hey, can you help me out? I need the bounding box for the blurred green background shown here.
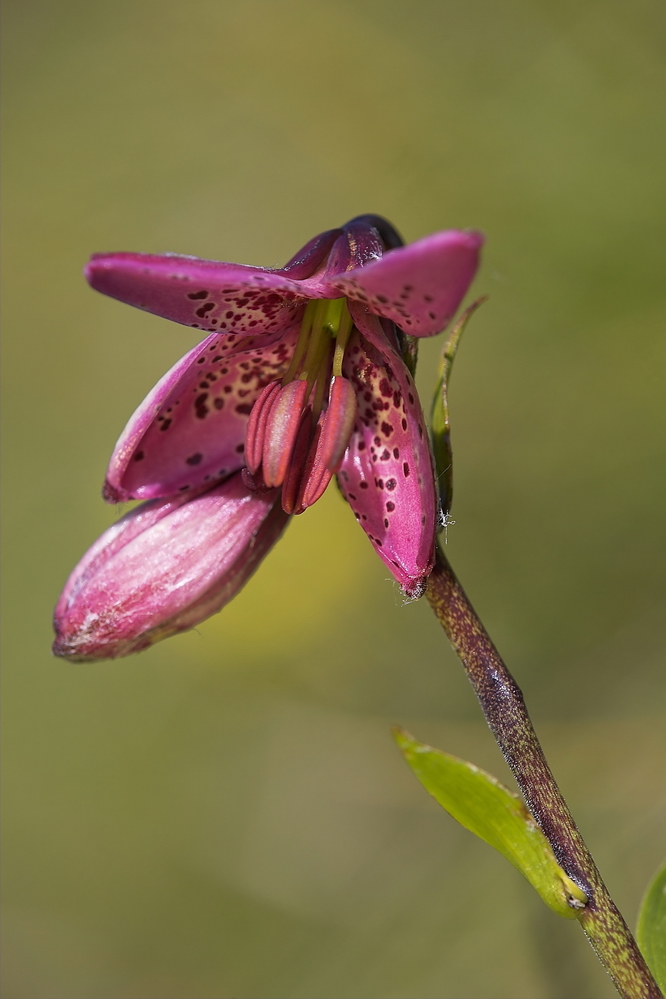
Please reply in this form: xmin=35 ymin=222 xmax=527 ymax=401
xmin=2 ymin=2 xmax=665 ymax=997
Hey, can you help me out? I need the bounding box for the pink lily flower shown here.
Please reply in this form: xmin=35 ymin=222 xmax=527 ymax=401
xmin=88 ymin=216 xmax=481 ymax=583
xmin=54 ymin=216 xmax=481 ymax=662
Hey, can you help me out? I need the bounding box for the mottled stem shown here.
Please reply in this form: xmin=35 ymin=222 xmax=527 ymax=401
xmin=427 ymin=545 xmax=661 ymax=999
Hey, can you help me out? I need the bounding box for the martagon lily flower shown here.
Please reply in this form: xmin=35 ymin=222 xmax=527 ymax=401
xmin=53 ymin=215 xmax=482 ymax=661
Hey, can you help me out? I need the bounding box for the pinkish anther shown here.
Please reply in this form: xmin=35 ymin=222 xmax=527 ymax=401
xmin=281 ymin=408 xmax=315 ymax=515
xmin=244 ymin=380 xmax=281 ymax=474
xmin=261 ymin=379 xmax=310 ymax=487
xmin=244 ymin=298 xmax=359 ymax=513
xmin=298 ymin=376 xmax=357 ymax=511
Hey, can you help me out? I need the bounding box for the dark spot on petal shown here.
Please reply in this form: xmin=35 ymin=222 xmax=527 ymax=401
xmin=133 ymin=450 xmax=144 ymax=462
xmin=386 ymin=501 xmax=395 ymax=511
xmin=187 ymin=290 xmax=209 ymax=300
xmin=235 ymin=403 xmax=253 ymax=415
xmin=386 ymin=478 xmax=397 ymax=491
xmin=214 ymin=398 xmax=224 ymax=410
xmin=186 ymin=453 xmax=203 ymax=466
xmin=403 ymin=462 xmax=410 ymax=477
xmin=236 ymin=443 xmax=245 ymax=453
xmin=360 ymin=481 xmax=368 ymax=490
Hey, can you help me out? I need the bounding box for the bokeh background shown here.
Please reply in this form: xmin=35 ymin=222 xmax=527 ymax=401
xmin=2 ymin=2 xmax=665 ymax=997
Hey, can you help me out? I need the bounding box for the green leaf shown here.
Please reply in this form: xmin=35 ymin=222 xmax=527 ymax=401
xmin=637 ymin=863 xmax=666 ymax=990
xmin=394 ymin=728 xmax=587 ymax=918
xmin=430 ymin=296 xmax=487 ymax=518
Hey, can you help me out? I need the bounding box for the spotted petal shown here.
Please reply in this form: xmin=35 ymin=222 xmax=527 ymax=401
xmin=86 ymin=252 xmax=311 ymax=335
xmin=332 ymin=230 xmax=484 ymax=337
xmin=338 ymin=305 xmax=437 ymax=596
xmin=84 ymin=223 xmax=388 ymax=335
xmin=105 ymin=324 xmax=301 ymax=502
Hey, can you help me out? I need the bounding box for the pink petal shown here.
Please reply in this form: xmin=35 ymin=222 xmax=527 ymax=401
xmin=331 ymin=230 xmax=484 ymax=337
xmin=337 ymin=306 xmax=437 ymax=596
xmin=84 ymin=222 xmax=390 ymax=330
xmin=86 ymin=252 xmax=308 ymax=334
xmin=105 ymin=324 xmax=300 ymax=502
xmin=53 ymin=474 xmax=289 ymax=661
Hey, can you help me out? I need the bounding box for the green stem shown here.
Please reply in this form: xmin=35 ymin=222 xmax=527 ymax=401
xmin=426 ymin=545 xmax=661 ymax=999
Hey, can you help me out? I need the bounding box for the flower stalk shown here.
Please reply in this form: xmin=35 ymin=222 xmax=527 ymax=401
xmin=426 ymin=546 xmax=661 ymax=999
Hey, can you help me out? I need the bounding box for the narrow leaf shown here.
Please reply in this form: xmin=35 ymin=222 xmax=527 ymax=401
xmin=394 ymin=727 xmax=587 ymax=918
xmin=637 ymin=863 xmax=666 ymax=990
xmin=430 ymin=297 xmax=487 ymax=518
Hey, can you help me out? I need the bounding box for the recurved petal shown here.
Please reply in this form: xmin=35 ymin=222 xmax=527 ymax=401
xmin=86 ymin=252 xmax=309 ymax=334
xmin=105 ymin=324 xmax=300 ymax=502
xmin=331 ymin=229 xmax=483 ymax=337
xmin=53 ymin=474 xmax=289 ymax=662
xmin=337 ymin=307 xmax=437 ymax=596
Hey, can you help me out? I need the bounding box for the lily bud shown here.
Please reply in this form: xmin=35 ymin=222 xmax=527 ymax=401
xmin=53 ymin=474 xmax=289 ymax=661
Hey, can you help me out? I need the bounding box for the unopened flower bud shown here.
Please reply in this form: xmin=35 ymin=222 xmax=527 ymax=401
xmin=53 ymin=474 xmax=289 ymax=661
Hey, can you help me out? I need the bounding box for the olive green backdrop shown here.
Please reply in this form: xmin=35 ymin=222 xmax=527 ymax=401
xmin=2 ymin=2 xmax=665 ymax=997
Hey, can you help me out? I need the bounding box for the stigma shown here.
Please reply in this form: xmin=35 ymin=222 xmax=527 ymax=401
xmin=244 ymin=298 xmax=357 ymax=514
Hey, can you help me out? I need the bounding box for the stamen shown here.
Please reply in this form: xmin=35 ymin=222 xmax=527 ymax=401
xmin=245 ymin=380 xmax=281 ymax=473
xmin=244 ymin=297 xmax=357 ymax=510
xmin=322 ymin=297 xmax=345 ymax=334
xmin=261 ymin=379 xmax=310 ymax=487
xmin=332 ymin=307 xmax=353 ymax=377
xmin=311 ymin=344 xmax=332 ymax=421
xmin=280 ymin=408 xmax=313 ymax=514
xmin=298 ymin=376 xmax=357 ymax=511
xmin=298 ymin=299 xmax=329 ymax=383
xmin=281 ymin=299 xmax=317 ymax=385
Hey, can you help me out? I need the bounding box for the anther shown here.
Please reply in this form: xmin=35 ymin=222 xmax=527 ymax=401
xmin=262 ymin=379 xmax=310 ymax=487
xmin=298 ymin=376 xmax=357 ymax=511
xmin=245 ymin=381 xmax=281 ymax=474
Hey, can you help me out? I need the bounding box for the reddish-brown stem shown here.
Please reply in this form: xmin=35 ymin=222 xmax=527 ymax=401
xmin=426 ymin=545 xmax=661 ymax=999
